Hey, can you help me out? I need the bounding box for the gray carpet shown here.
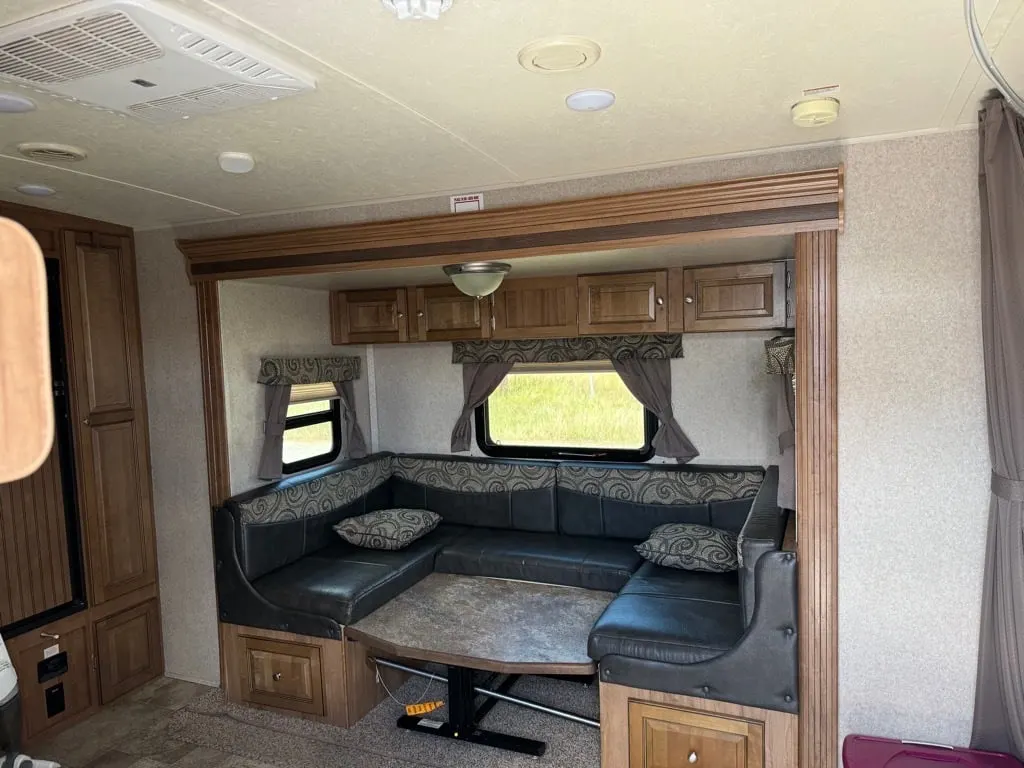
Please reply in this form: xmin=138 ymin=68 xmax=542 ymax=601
xmin=165 ymin=675 xmax=600 ymax=768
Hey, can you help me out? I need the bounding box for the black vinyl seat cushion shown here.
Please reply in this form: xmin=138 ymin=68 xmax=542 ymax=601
xmin=252 ymin=525 xmax=464 ymax=625
xmin=434 ymin=529 xmax=642 ymax=591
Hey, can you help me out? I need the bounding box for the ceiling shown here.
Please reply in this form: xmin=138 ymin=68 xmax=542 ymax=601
xmin=0 ymin=0 xmax=1021 ymax=229
xmin=250 ymin=235 xmax=794 ymax=292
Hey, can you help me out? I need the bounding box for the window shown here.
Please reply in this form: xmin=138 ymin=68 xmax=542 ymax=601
xmin=282 ymin=383 xmax=342 ymax=473
xmin=475 ymin=363 xmax=656 ymax=461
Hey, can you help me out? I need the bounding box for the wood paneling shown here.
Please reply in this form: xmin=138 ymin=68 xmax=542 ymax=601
xmin=331 ymin=289 xmax=409 ymax=344
xmin=491 ymin=276 xmax=578 ymax=339
xmin=681 ymin=262 xmax=786 ymax=332
xmin=343 ymin=635 xmax=408 ymax=726
xmin=628 ymin=701 xmax=764 ymax=768
xmin=95 ymin=598 xmax=163 ymax=703
xmin=412 ymin=284 xmax=490 ymax=342
xmin=600 ymin=683 xmax=796 ymax=768
xmin=578 ymin=271 xmax=668 ymax=335
xmin=794 ymin=230 xmax=839 ymax=768
xmin=179 ymin=169 xmax=844 ymax=281
xmin=0 ymin=200 xmax=132 ymax=238
xmin=195 ymin=282 xmax=230 ymax=507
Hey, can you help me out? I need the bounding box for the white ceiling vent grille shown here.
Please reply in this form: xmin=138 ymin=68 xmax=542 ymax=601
xmin=17 ymin=142 xmax=88 ymax=162
xmin=0 ymin=0 xmax=316 ymax=120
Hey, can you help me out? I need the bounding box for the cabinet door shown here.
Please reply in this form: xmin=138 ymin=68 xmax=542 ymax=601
xmin=331 ymin=289 xmax=409 ymax=344
xmin=239 ymin=635 xmax=325 ymax=716
xmin=491 ymin=276 xmax=578 ymax=339
xmin=628 ymin=702 xmax=764 ymax=768
xmin=412 ymin=285 xmax=491 ymax=342
xmin=680 ymin=262 xmax=786 ymax=332
xmin=578 ymin=271 xmax=668 ymax=335
xmin=95 ymin=599 xmax=163 ymax=703
xmin=62 ymin=232 xmax=157 ymax=604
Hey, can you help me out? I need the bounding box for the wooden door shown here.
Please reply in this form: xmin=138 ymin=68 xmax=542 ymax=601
xmin=578 ymin=271 xmax=668 ymax=335
xmin=95 ymin=599 xmax=163 ymax=702
xmin=62 ymin=231 xmax=157 ymax=605
xmin=628 ymin=702 xmax=764 ymax=768
xmin=411 ymin=284 xmax=491 ymax=342
xmin=331 ymin=289 xmax=409 ymax=344
xmin=239 ymin=635 xmax=325 ymax=716
xmin=679 ymin=262 xmax=786 ymax=332
xmin=491 ymin=276 xmax=578 ymax=339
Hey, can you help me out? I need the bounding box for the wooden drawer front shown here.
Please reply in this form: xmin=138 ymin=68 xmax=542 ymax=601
xmin=331 ymin=289 xmax=408 ymax=344
xmin=413 ymin=285 xmax=490 ymax=341
xmin=95 ymin=599 xmax=163 ymax=703
xmin=681 ymin=263 xmax=785 ymax=332
xmin=11 ymin=623 xmax=93 ymax=739
xmin=492 ymin=276 xmax=578 ymax=339
xmin=628 ymin=702 xmax=764 ymax=768
xmin=578 ymin=271 xmax=667 ymax=335
xmin=241 ymin=636 xmax=324 ymax=716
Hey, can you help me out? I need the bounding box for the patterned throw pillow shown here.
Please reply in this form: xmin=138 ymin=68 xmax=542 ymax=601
xmin=635 ymin=523 xmax=739 ymax=572
xmin=333 ymin=508 xmax=441 ymax=550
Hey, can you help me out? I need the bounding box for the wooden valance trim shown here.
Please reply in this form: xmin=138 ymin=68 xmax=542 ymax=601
xmin=179 ymin=167 xmax=844 ymax=282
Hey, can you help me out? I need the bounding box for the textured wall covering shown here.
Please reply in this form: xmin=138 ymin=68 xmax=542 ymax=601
xmin=134 ymin=229 xmax=220 ymax=685
xmin=836 ymin=130 xmax=989 ymax=745
xmin=219 ymin=282 xmax=372 ymax=494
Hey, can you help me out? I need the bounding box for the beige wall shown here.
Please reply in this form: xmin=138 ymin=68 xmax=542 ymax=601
xmin=218 ymin=281 xmax=372 ymax=495
xmin=138 ymin=128 xmax=990 ymax=745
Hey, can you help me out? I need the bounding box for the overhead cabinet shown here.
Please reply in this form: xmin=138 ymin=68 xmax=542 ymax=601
xmin=676 ymin=262 xmax=786 ymax=333
xmin=578 ymin=271 xmax=668 ymax=335
xmin=331 ymin=288 xmax=409 ymax=344
xmin=490 ymin=276 xmax=578 ymax=340
xmin=411 ymin=284 xmax=491 ymax=342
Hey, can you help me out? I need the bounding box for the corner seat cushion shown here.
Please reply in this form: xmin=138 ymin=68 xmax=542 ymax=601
xmin=252 ymin=525 xmax=465 ymax=625
xmin=619 ymin=561 xmax=740 ymax=605
xmin=434 ymin=529 xmax=641 ymax=591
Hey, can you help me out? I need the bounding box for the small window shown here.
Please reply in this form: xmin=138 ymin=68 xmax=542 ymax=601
xmin=475 ymin=362 xmax=657 ymax=461
xmin=282 ymin=383 xmax=342 ymax=474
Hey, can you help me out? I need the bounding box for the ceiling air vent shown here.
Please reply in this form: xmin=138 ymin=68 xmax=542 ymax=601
xmin=0 ymin=0 xmax=316 ymax=122
xmin=17 ymin=142 xmax=88 ymax=162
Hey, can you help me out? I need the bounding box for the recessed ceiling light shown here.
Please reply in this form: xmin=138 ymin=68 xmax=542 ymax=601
xmin=519 ymin=37 xmax=602 ymax=73
xmin=218 ymin=151 xmax=255 ymax=174
xmin=16 ymin=184 xmax=56 ymax=197
xmin=0 ymin=93 xmax=36 ymax=113
xmin=791 ymin=97 xmax=840 ymax=128
xmin=566 ymin=89 xmax=615 ymax=112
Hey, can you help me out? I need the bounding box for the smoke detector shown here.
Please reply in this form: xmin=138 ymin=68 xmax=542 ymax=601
xmin=0 ymin=0 xmax=317 ymax=123
xmin=17 ymin=142 xmax=88 ymax=162
xmin=791 ymin=97 xmax=840 ymax=128
xmin=518 ymin=37 xmax=602 ymax=73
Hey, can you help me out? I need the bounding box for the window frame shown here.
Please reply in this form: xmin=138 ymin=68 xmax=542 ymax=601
xmin=281 ymin=397 xmax=343 ymax=474
xmin=474 ymin=364 xmax=658 ymax=462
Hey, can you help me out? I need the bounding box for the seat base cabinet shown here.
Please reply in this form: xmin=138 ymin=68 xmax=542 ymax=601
xmin=600 ymin=683 xmax=797 ymax=768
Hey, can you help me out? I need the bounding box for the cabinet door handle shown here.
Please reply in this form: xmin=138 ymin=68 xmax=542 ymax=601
xmin=40 ymin=632 xmax=60 ymax=641
xmin=272 ymin=672 xmax=282 ymax=681
xmin=397 ymin=312 xmax=405 ymax=319
xmin=416 ymin=311 xmax=424 ymax=318
xmin=655 ymin=296 xmax=665 ymax=306
xmin=684 ymin=296 xmax=695 ymax=304
xmin=688 ymin=751 xmax=698 ymax=764
xmin=82 ymin=418 xmax=91 ymax=426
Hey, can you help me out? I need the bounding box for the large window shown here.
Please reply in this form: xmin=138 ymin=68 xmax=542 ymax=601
xmin=475 ymin=363 xmax=656 ymax=461
xmin=282 ymin=383 xmax=342 ymax=473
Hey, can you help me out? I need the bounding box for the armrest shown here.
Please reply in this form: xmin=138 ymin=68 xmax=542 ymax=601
xmin=738 ymin=465 xmax=787 ymax=626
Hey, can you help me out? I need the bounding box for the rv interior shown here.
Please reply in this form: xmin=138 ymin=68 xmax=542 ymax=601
xmin=0 ymin=2 xmax=1022 ymax=768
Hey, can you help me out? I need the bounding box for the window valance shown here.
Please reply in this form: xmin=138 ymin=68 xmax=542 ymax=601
xmin=764 ymin=336 xmax=795 ymax=376
xmin=451 ymin=334 xmax=684 ymax=365
xmin=257 ymin=356 xmax=361 ymax=385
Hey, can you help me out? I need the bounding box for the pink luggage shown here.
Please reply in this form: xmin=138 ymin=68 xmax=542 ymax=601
xmin=843 ymin=736 xmax=1024 ymax=768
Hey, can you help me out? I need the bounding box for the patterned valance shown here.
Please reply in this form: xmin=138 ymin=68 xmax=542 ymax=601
xmin=764 ymin=336 xmax=795 ymax=376
xmin=452 ymin=334 xmax=684 ymax=364
xmin=257 ymin=356 xmax=361 ymax=385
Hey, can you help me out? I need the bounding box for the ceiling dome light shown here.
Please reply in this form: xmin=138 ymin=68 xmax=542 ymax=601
xmin=0 ymin=93 xmax=36 ymax=113
xmin=16 ymin=184 xmax=56 ymax=197
xmin=218 ymin=151 xmax=255 ymax=174
xmin=566 ymin=89 xmax=615 ymax=112
xmin=382 ymin=0 xmax=452 ymax=20
xmin=791 ymin=97 xmax=840 ymax=128
xmin=443 ymin=262 xmax=511 ymax=298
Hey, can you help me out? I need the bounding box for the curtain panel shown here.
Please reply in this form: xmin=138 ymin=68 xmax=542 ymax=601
xmin=452 ymin=334 xmax=684 ymax=364
xmin=258 ymin=356 xmax=361 ymax=385
xmin=451 ymin=362 xmax=514 ymax=452
xmin=612 ymin=358 xmax=698 ymax=462
xmin=765 ymin=335 xmax=796 ymax=510
xmin=971 ymin=96 xmax=1024 ymax=760
xmin=335 ymin=380 xmax=367 ymax=460
xmin=257 ymin=384 xmax=291 ymax=480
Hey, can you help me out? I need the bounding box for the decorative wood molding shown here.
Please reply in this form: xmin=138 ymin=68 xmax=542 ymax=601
xmin=179 ymin=168 xmax=844 ymax=282
xmin=195 ymin=282 xmax=230 ymax=507
xmin=794 ymin=229 xmax=839 ymax=768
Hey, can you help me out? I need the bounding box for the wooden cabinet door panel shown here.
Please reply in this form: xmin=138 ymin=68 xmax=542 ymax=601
xmin=412 ymin=285 xmax=490 ymax=342
xmin=331 ymin=289 xmax=409 ymax=344
xmin=578 ymin=271 xmax=667 ymax=335
xmin=95 ymin=599 xmax=163 ymax=703
xmin=240 ymin=636 xmax=325 ymax=716
xmin=491 ymin=276 xmax=578 ymax=339
xmin=681 ymin=262 xmax=786 ymax=332
xmin=628 ymin=702 xmax=764 ymax=768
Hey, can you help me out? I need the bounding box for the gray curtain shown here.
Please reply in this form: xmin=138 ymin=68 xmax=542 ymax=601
xmin=451 ymin=362 xmax=514 ymax=452
xmin=257 ymin=383 xmax=291 ymax=480
xmin=971 ymin=96 xmax=1024 ymax=759
xmin=776 ymin=375 xmax=796 ymax=510
xmin=334 ymin=380 xmax=368 ymax=459
xmin=612 ymin=358 xmax=698 ymax=462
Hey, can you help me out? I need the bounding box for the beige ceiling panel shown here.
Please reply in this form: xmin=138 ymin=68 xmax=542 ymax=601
xmin=953 ymin=7 xmax=1024 ymax=125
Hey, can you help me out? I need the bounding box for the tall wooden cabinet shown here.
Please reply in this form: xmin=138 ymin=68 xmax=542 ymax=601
xmin=0 ymin=202 xmax=162 ymax=744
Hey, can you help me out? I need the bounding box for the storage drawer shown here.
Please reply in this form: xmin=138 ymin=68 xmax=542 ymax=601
xmin=628 ymin=702 xmax=764 ymax=768
xmin=95 ymin=598 xmax=163 ymax=703
xmin=239 ymin=635 xmax=325 ymax=716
